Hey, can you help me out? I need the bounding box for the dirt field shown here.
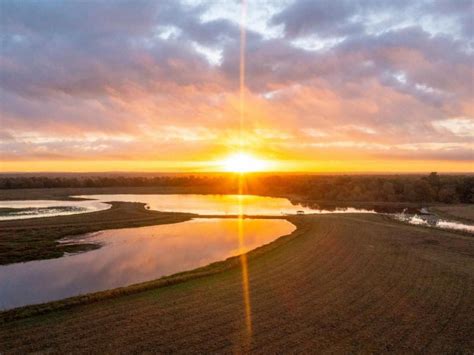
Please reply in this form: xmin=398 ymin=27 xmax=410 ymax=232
xmin=1 ymin=214 xmax=473 ymax=353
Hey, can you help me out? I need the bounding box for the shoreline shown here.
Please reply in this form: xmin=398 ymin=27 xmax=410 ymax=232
xmin=0 ymin=215 xmax=305 ymax=321
xmin=1 ymin=195 xmax=472 ymax=265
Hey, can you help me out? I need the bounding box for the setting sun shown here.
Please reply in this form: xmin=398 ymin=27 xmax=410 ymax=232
xmin=220 ymin=152 xmax=270 ymax=173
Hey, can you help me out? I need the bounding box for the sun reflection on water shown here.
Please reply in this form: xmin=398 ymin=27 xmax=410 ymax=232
xmin=237 ymin=174 xmax=253 ymax=344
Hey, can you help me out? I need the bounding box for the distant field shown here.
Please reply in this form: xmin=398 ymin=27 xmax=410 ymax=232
xmin=1 ymin=214 xmax=473 ymax=353
xmin=0 ymin=186 xmax=210 ymax=201
xmin=431 ymin=204 xmax=474 ymax=223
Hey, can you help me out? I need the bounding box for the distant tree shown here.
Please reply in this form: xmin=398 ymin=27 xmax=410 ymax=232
xmin=382 ymin=182 xmax=395 ymax=200
xmin=403 ymin=182 xmax=417 ymax=202
xmin=427 ymin=172 xmax=440 ymax=185
xmin=414 ymin=179 xmax=435 ymax=202
xmin=438 ymin=186 xmax=458 ymax=203
xmin=0 ymin=173 xmax=472 ymax=204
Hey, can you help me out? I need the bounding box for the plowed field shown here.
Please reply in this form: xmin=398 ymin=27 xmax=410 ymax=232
xmin=1 ymin=214 xmax=473 ymax=353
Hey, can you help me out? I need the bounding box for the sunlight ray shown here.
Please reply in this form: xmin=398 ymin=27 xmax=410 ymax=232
xmin=237 ymin=0 xmax=253 ymax=347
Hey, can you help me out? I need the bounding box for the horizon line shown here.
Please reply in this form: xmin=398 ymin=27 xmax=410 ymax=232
xmin=1 ymin=171 xmax=473 ymax=176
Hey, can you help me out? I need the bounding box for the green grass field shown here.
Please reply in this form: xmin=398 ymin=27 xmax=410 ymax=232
xmin=1 ymin=211 xmax=473 ymax=353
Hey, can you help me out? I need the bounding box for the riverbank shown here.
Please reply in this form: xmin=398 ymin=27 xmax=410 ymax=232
xmin=1 ymin=213 xmax=473 ymax=353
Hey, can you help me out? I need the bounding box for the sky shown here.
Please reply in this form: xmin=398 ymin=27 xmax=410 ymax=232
xmin=0 ymin=0 xmax=473 ymax=173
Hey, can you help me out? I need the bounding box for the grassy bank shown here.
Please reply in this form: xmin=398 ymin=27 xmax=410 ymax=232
xmin=0 ymin=202 xmax=193 ymax=265
xmin=1 ymin=214 xmax=473 ymax=353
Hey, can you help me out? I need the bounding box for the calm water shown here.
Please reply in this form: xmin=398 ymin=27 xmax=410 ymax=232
xmin=73 ymin=194 xmax=376 ymax=216
xmin=0 ymin=200 xmax=110 ymax=220
xmin=0 ymin=218 xmax=295 ymax=310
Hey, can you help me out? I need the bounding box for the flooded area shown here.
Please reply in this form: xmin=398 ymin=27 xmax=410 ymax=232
xmin=0 ymin=218 xmax=295 ymax=310
xmin=0 ymin=200 xmax=110 ymax=220
xmin=73 ymin=194 xmax=376 ymax=216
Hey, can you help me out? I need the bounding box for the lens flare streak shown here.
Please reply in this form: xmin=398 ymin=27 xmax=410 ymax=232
xmin=237 ymin=179 xmax=252 ymax=340
xmin=238 ymin=1 xmax=252 ymax=343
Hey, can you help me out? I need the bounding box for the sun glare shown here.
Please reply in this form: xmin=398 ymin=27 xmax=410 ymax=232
xmin=221 ymin=152 xmax=269 ymax=173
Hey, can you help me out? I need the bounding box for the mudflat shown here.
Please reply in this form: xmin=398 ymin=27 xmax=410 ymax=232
xmin=1 ymin=214 xmax=473 ymax=353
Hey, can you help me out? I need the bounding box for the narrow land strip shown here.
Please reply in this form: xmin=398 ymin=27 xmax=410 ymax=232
xmin=0 ymin=202 xmax=193 ymax=264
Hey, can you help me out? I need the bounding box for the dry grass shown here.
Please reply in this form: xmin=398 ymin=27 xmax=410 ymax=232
xmin=431 ymin=204 xmax=474 ymax=223
xmin=1 ymin=214 xmax=473 ymax=353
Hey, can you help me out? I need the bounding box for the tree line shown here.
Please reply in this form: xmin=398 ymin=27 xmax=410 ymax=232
xmin=0 ymin=173 xmax=472 ymax=204
xmin=253 ymin=173 xmax=473 ymax=204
